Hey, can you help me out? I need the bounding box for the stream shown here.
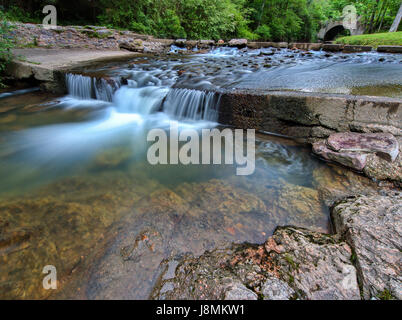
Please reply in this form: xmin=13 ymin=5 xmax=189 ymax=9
xmin=0 ymin=46 xmax=398 ymax=299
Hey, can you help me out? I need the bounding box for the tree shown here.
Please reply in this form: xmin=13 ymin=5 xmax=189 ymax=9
xmin=0 ymin=10 xmax=14 ymax=86
xmin=389 ymin=1 xmax=402 ymax=31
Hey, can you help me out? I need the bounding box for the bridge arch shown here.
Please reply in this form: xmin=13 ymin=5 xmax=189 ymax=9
xmin=324 ymin=25 xmax=349 ymax=41
xmin=318 ymin=18 xmax=364 ymax=41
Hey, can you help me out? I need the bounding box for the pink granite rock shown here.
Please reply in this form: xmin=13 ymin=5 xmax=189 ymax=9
xmin=313 ymin=140 xmax=368 ymax=171
xmin=327 ymin=132 xmax=399 ymax=162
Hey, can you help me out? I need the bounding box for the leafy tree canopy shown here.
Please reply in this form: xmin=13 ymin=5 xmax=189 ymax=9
xmin=1 ymin=0 xmax=401 ymax=41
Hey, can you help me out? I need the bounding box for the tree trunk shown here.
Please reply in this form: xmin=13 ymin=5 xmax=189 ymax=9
xmin=374 ymin=0 xmax=385 ymax=30
xmin=257 ymin=0 xmax=266 ymax=28
xmin=389 ymin=2 xmax=402 ymax=32
xmin=377 ymin=0 xmax=389 ymax=32
xmin=368 ymin=0 xmax=380 ymax=33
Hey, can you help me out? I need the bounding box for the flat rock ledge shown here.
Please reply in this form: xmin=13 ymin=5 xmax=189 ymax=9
xmin=313 ymin=132 xmax=401 ymax=186
xmin=151 ymin=227 xmax=361 ymax=300
xmin=332 ymin=193 xmax=402 ymax=300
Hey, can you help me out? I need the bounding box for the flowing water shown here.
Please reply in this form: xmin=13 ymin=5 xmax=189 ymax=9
xmin=73 ymin=46 xmax=402 ymax=97
xmin=0 ymin=47 xmax=391 ymax=299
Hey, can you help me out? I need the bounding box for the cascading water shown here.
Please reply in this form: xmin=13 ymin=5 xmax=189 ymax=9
xmin=64 ymin=72 xmax=221 ymax=122
xmin=112 ymin=86 xmax=168 ymax=115
xmin=163 ymin=88 xmax=219 ymax=122
xmin=66 ymin=73 xmax=92 ymax=99
xmin=65 ymin=73 xmax=121 ymax=102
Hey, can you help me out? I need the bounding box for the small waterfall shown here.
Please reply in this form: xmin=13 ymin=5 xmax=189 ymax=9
xmin=65 ymin=73 xmax=121 ymax=102
xmin=94 ymin=78 xmax=121 ymax=102
xmin=163 ymin=88 xmax=220 ymax=121
xmin=207 ymin=47 xmax=239 ymax=57
xmin=113 ymin=86 xmax=169 ymax=115
xmin=65 ymin=73 xmax=220 ymax=122
xmin=66 ymin=74 xmax=92 ymax=99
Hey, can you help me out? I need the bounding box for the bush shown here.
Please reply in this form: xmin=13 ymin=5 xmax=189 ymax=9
xmin=97 ymin=0 xmax=252 ymax=40
xmin=3 ymin=5 xmax=39 ymax=23
xmin=0 ymin=10 xmax=14 ymax=87
xmin=255 ymin=24 xmax=271 ymax=41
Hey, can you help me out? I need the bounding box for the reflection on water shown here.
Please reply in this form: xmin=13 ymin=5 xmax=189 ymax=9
xmin=0 ymin=49 xmax=385 ymax=299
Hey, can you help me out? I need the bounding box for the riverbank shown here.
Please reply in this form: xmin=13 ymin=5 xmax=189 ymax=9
xmin=336 ymin=32 xmax=402 ymax=48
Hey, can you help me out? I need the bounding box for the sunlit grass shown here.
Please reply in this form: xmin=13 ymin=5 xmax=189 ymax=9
xmin=336 ymin=32 xmax=402 ymax=48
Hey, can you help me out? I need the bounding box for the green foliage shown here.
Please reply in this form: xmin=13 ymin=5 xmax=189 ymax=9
xmin=255 ymin=24 xmax=271 ymax=40
xmin=246 ymin=0 xmax=326 ymax=42
xmin=97 ymin=0 xmax=252 ymax=40
xmin=377 ymin=289 xmax=395 ymax=300
xmin=178 ymin=0 xmax=242 ymax=40
xmin=335 ymin=31 xmax=402 ymax=47
xmin=323 ymin=0 xmax=402 ymax=33
xmin=1 ymin=0 xmax=401 ymax=41
xmin=0 ymin=9 xmax=15 ymax=86
xmin=2 ymin=5 xmax=36 ymax=22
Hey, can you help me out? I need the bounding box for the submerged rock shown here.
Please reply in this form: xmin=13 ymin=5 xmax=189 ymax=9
xmin=332 ymin=193 xmax=402 ymax=299
xmin=312 ymin=165 xmax=380 ymax=207
xmin=92 ymin=146 xmax=133 ymax=169
xmin=273 ymin=182 xmax=328 ymax=233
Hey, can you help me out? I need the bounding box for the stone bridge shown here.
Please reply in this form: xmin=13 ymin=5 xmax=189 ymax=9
xmin=318 ymin=18 xmax=365 ymax=41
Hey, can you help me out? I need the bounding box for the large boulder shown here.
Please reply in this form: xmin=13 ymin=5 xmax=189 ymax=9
xmin=313 ymin=140 xmax=368 ymax=171
xmin=332 ymin=193 xmax=402 ymax=299
xmin=198 ymin=40 xmax=215 ymax=49
xmin=118 ymin=39 xmax=144 ymax=52
xmin=228 ymin=39 xmax=248 ymax=48
xmin=327 ymin=132 xmax=399 ymax=162
xmin=174 ymin=39 xmax=187 ymax=47
xmin=313 ymin=133 xmax=401 ymax=185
